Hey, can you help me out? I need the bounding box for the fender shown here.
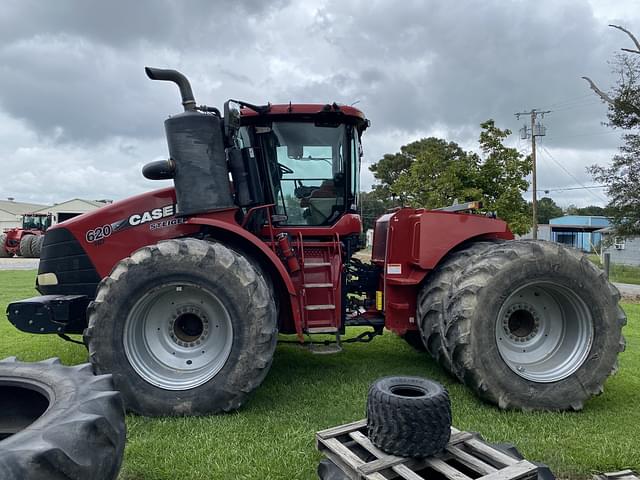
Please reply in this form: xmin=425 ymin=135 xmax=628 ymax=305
xmin=379 ymin=208 xmax=514 ymax=334
xmin=187 ymin=215 xmax=303 ymax=337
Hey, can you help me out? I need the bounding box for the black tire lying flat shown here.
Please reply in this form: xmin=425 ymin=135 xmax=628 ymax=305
xmin=445 ymin=240 xmax=626 ymax=410
xmin=85 ymin=238 xmax=278 ymax=416
xmin=0 ymin=234 xmax=8 ymax=257
xmin=417 ymin=242 xmax=501 ymax=373
xmin=0 ymin=357 xmax=126 ymax=480
xmin=367 ymin=376 xmax=451 ymax=457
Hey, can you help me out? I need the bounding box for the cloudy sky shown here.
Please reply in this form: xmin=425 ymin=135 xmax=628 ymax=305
xmin=0 ymin=0 xmax=638 ymax=208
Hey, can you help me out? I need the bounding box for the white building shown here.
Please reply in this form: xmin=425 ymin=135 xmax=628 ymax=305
xmin=0 ymin=199 xmax=47 ymax=231
xmin=33 ymin=198 xmax=109 ymax=224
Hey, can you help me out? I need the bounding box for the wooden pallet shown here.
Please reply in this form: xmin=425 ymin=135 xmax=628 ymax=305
xmin=594 ymin=471 xmax=640 ymax=480
xmin=316 ymin=419 xmax=539 ymax=480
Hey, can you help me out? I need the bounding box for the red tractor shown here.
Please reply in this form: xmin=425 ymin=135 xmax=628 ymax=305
xmin=7 ymin=68 xmax=625 ymax=416
xmin=0 ymin=213 xmax=51 ymax=258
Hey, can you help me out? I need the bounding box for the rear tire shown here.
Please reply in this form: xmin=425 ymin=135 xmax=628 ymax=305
xmin=400 ymin=330 xmax=426 ymax=351
xmin=85 ymin=238 xmax=278 ymax=416
xmin=0 ymin=234 xmax=8 ymax=257
xmin=417 ymin=242 xmax=500 ymax=373
xmin=19 ymin=235 xmax=33 ymax=257
xmin=445 ymin=240 xmax=626 ymax=410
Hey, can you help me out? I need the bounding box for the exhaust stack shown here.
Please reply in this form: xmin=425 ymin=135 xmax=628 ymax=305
xmin=144 ymin=66 xmax=234 ymax=216
xmin=145 ymin=67 xmax=196 ymax=112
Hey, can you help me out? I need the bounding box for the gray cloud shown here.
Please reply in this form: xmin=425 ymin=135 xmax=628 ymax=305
xmin=0 ymin=0 xmax=637 ymax=207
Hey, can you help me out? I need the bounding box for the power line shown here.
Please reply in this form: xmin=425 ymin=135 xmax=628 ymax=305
xmin=526 ymin=185 xmax=607 ymax=193
xmin=539 ymin=93 xmax=594 ymax=110
xmin=537 ymin=145 xmax=608 ymax=203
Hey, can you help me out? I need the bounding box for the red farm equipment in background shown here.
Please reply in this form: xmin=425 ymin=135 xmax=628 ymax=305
xmin=0 ymin=213 xmax=52 ymax=258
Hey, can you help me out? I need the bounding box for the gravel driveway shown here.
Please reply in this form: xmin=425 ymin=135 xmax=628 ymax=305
xmin=0 ymin=258 xmax=39 ymax=270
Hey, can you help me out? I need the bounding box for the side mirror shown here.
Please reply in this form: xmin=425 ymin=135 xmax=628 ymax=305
xmin=142 ymin=159 xmax=176 ymax=180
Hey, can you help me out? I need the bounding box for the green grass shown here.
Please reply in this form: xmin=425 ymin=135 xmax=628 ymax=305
xmin=1 ymin=270 xmax=639 ymax=479
xmin=589 ymin=255 xmax=640 ymax=285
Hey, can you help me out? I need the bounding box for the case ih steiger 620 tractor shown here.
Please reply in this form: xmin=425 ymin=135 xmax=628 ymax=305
xmin=7 ymin=68 xmax=625 ymax=416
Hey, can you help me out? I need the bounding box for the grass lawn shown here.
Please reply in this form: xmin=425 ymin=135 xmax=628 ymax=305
xmin=1 ymin=269 xmax=639 ymax=479
xmin=589 ymin=255 xmax=640 ymax=285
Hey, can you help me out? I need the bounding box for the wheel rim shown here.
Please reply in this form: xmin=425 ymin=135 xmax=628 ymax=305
xmin=495 ymin=281 xmax=593 ymax=383
xmin=123 ymin=283 xmax=233 ymax=390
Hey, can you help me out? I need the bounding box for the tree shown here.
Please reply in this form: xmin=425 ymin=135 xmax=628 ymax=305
xmin=368 ymin=121 xmax=532 ymax=234
xmin=391 ymin=138 xmax=482 ymax=208
xmin=584 ymin=25 xmax=640 ymax=236
xmin=359 ymin=190 xmax=392 ymax=232
xmin=533 ymin=197 xmax=563 ymax=224
xmin=476 ymin=120 xmax=532 ymax=234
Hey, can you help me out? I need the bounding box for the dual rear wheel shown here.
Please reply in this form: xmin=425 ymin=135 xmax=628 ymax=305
xmin=417 ymin=240 xmax=626 ymax=410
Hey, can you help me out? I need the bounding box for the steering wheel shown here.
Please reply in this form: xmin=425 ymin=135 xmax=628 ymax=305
xmin=278 ymin=163 xmax=294 ymax=175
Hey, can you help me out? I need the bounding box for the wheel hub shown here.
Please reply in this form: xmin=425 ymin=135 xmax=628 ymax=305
xmin=169 ymin=307 xmax=209 ymax=347
xmin=502 ymin=303 xmax=540 ymax=342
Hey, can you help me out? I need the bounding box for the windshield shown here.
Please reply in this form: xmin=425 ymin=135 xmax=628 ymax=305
xmin=22 ymin=215 xmax=50 ymax=231
xmin=250 ymin=122 xmax=351 ymax=225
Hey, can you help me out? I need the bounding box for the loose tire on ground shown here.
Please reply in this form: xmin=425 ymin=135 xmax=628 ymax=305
xmin=0 ymin=357 xmax=126 ymax=480
xmin=85 ymin=238 xmax=278 ymax=416
xmin=0 ymin=234 xmax=8 ymax=257
xmin=19 ymin=235 xmax=33 ymax=257
xmin=444 ymin=240 xmax=626 ymax=410
xmin=417 ymin=242 xmax=501 ymax=373
xmin=367 ymin=376 xmax=451 ymax=457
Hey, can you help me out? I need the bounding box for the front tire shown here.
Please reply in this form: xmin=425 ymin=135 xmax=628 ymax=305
xmin=85 ymin=238 xmax=278 ymax=416
xmin=445 ymin=240 xmax=626 ymax=410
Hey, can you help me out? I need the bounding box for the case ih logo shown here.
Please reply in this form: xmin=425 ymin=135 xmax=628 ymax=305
xmin=85 ymin=203 xmax=179 ymax=244
xmin=128 ymin=204 xmax=177 ymax=226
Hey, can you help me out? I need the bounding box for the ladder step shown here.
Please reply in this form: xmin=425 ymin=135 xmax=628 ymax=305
xmin=304 ymin=283 xmax=333 ymax=288
xmin=304 ymin=304 xmax=336 ymax=311
xmin=303 ymin=262 xmax=331 ymax=268
xmin=306 ymin=327 xmax=339 ymax=334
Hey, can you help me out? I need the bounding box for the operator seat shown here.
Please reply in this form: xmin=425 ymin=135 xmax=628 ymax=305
xmin=306 ymin=180 xmax=337 ymax=224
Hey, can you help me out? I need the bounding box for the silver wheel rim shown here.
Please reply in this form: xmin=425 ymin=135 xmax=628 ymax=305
xmin=123 ymin=283 xmax=233 ymax=390
xmin=495 ymin=281 xmax=593 ymax=383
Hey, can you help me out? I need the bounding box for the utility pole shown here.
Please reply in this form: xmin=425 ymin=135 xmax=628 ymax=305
xmin=515 ymin=109 xmax=551 ymax=240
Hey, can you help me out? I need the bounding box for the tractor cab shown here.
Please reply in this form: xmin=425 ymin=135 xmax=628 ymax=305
xmin=21 ymin=213 xmax=52 ymax=232
xmin=236 ymin=104 xmax=367 ymax=227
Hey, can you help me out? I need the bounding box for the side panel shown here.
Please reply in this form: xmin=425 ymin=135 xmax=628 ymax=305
xmin=41 ymin=187 xmax=302 ymax=336
xmin=56 ymin=187 xmax=200 ymax=278
xmin=382 ymin=208 xmax=513 ymax=334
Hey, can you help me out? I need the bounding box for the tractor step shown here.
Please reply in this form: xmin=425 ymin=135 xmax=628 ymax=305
xmin=304 ymin=283 xmax=333 ymax=288
xmin=303 ymin=262 xmax=331 ymax=268
xmin=306 ymin=327 xmax=338 ymax=334
xmin=305 ymin=304 xmax=336 ymax=311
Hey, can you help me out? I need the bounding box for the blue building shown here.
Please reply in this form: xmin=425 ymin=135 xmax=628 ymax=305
xmin=548 ymin=215 xmax=610 ymax=252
